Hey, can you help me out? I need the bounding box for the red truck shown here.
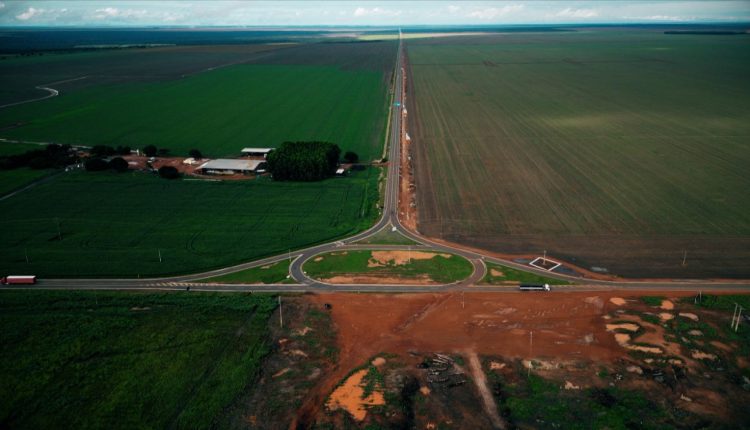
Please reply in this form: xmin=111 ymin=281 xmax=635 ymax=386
xmin=1 ymin=275 xmax=37 ymax=285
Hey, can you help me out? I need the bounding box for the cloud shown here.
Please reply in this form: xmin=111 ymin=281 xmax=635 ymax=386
xmin=467 ymin=4 xmax=523 ymax=20
xmin=642 ymin=15 xmax=694 ymax=22
xmin=353 ymin=7 xmax=402 ymax=17
xmin=0 ymin=2 xmax=5 ymax=10
xmin=16 ymin=7 xmax=44 ymax=21
xmin=556 ymin=8 xmax=599 ymax=19
xmin=92 ymin=8 xmax=148 ymax=20
xmin=447 ymin=5 xmax=461 ymax=14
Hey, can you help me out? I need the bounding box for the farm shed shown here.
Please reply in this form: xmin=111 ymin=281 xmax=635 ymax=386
xmin=241 ymin=147 xmax=273 ymax=158
xmin=197 ymin=159 xmax=265 ymax=175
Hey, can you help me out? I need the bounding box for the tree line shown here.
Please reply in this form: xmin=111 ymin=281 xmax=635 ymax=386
xmin=266 ymin=141 xmax=347 ymax=181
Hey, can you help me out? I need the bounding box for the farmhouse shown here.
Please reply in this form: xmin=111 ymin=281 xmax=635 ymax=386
xmin=197 ymin=159 xmax=265 ymax=175
xmin=241 ymin=147 xmax=273 ymax=158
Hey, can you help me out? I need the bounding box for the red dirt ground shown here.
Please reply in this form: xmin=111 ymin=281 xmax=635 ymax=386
xmin=294 ymin=290 xmax=730 ymax=427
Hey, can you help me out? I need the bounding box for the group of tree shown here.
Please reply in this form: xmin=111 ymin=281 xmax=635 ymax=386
xmin=89 ymin=145 xmax=132 ymax=157
xmin=0 ymin=144 xmax=77 ymax=170
xmin=266 ymin=141 xmax=341 ymax=181
xmin=142 ymin=145 xmax=173 ymax=157
xmin=84 ymin=157 xmax=129 ymax=173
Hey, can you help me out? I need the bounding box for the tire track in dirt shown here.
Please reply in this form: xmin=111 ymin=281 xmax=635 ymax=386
xmin=466 ymin=350 xmax=506 ymax=429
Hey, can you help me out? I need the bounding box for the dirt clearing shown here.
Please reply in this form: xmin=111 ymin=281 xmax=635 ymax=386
xmin=369 ymin=250 xmax=450 ymax=266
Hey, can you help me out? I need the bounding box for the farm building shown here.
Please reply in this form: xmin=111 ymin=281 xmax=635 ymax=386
xmin=197 ymin=159 xmax=265 ymax=175
xmin=241 ymin=147 xmax=273 ymax=158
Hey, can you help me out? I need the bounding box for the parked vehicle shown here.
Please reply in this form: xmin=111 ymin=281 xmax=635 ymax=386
xmin=1 ymin=275 xmax=37 ymax=285
xmin=519 ymin=283 xmax=550 ymax=292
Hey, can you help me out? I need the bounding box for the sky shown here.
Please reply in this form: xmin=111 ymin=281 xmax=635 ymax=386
xmin=0 ymin=1 xmax=748 ymax=27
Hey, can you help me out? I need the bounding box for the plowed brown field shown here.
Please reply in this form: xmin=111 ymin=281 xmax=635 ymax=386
xmin=405 ymin=30 xmax=750 ymax=278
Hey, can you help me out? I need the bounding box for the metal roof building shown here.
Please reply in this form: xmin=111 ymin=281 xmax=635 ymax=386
xmin=197 ymin=159 xmax=265 ymax=175
xmin=241 ymin=147 xmax=274 ymax=157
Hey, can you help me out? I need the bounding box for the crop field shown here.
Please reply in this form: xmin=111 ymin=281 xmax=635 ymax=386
xmin=0 ymin=44 xmax=286 ymax=106
xmin=406 ymin=30 xmax=750 ymax=277
xmin=0 ymin=40 xmax=396 ymax=160
xmin=0 ymin=168 xmax=379 ymax=277
xmin=0 ymin=141 xmax=54 ymax=196
xmin=0 ymin=290 xmax=276 ymax=429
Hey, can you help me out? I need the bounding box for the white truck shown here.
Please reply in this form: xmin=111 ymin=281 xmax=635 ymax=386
xmin=519 ymin=283 xmax=551 ymax=292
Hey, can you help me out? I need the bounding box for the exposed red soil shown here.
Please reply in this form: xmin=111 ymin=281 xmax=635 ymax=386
xmin=122 ymin=155 xmax=265 ymax=181
xmin=399 ymin=53 xmax=418 ymax=231
xmin=294 ymin=290 xmax=722 ymax=427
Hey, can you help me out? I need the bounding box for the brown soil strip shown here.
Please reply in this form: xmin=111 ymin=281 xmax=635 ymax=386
xmin=466 ymin=350 xmax=506 ymax=429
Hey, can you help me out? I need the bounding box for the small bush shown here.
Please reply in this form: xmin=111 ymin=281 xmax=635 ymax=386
xmin=143 ymin=145 xmax=157 ymax=157
xmin=189 ymin=149 xmax=203 ymax=160
xmin=84 ymin=158 xmax=109 ymax=172
xmin=109 ymin=157 xmax=129 ymax=173
xmin=158 ymin=165 xmax=180 ymax=179
xmin=343 ymin=151 xmax=359 ymax=164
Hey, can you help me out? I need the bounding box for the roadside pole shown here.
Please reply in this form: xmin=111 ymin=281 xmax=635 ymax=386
xmin=278 ymin=295 xmax=283 ymax=329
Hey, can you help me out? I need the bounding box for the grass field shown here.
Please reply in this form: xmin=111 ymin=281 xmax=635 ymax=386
xmin=480 ymin=262 xmax=569 ymax=285
xmin=303 ymin=249 xmax=473 ymax=283
xmin=0 ymin=64 xmax=388 ymax=160
xmin=198 ymin=260 xmax=293 ymax=284
xmin=0 ymin=290 xmax=277 ymax=429
xmin=407 ymin=30 xmax=750 ymax=277
xmin=0 ymin=41 xmax=396 ymax=160
xmin=0 ymin=168 xmax=380 ymax=277
xmin=0 ymin=44 xmax=284 ymax=106
xmin=0 ymin=141 xmax=55 ymax=195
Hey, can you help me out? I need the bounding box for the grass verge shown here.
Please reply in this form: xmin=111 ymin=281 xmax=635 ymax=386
xmin=304 ymin=250 xmax=473 ymax=284
xmin=197 ymin=260 xmax=294 ymax=284
xmin=480 ymin=262 xmax=569 ymax=285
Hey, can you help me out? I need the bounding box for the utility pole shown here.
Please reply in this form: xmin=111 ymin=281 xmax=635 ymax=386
xmin=55 ymin=218 xmax=62 ymax=241
xmin=735 ymin=307 xmax=742 ymax=332
xmin=461 ymin=290 xmax=465 ymax=309
xmin=543 ymin=250 xmax=547 ymax=265
xmin=158 ymin=249 xmax=162 ymax=263
xmin=278 ymin=295 xmax=283 ymax=329
xmin=733 ymin=304 xmax=743 ymax=332
xmin=682 ymin=250 xmax=687 ymax=267
xmin=528 ymin=330 xmax=533 ymax=377
xmin=24 ymin=248 xmax=29 ymax=264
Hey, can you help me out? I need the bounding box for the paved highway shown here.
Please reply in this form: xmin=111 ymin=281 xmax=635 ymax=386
xmin=27 ymin=37 xmax=750 ymax=293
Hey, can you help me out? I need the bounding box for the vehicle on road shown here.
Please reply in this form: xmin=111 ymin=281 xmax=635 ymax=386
xmin=1 ymin=275 xmax=37 ymax=285
xmin=519 ymin=283 xmax=551 ymax=292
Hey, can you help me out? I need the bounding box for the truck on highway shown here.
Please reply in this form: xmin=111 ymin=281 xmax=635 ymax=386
xmin=519 ymin=283 xmax=550 ymax=292
xmin=1 ymin=275 xmax=37 ymax=285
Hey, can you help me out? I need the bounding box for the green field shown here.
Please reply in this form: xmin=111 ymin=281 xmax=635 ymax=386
xmin=0 ymin=64 xmax=388 ymax=160
xmin=480 ymin=262 xmax=569 ymax=285
xmin=0 ymin=141 xmax=55 ymax=195
xmin=0 ymin=168 xmax=380 ymax=277
xmin=0 ymin=290 xmax=276 ymax=429
xmin=407 ymin=30 xmax=750 ymax=277
xmin=0 ymin=168 xmax=55 ymax=196
xmin=303 ymin=249 xmax=473 ymax=283
xmin=198 ymin=260 xmax=293 ymax=284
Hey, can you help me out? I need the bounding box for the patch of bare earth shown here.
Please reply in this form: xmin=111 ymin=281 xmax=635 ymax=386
xmin=326 ymin=369 xmax=385 ymax=421
xmin=287 ymin=291 xmax=750 ymax=428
